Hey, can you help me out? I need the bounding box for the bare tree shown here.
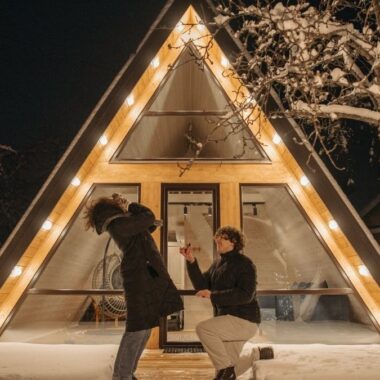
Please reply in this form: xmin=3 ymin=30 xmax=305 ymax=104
xmin=172 ymin=0 xmax=380 ymax=173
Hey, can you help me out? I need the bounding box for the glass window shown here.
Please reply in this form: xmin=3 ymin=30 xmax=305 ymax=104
xmin=167 ymin=190 xmax=215 ymax=291
xmin=166 ymin=296 xmax=213 ymax=343
xmin=115 ymin=45 xmax=267 ymax=162
xmin=241 ymin=185 xmax=379 ymax=344
xmin=0 ymin=185 xmax=139 ymax=343
xmin=0 ymin=295 xmax=124 ymax=344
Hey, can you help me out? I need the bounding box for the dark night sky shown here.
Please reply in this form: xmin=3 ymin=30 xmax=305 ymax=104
xmin=0 ymin=0 xmax=166 ymax=149
xmin=0 ymin=0 xmax=378 ymax=244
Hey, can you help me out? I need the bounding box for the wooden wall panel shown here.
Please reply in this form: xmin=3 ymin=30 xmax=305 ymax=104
xmin=220 ymin=183 xmax=240 ymax=228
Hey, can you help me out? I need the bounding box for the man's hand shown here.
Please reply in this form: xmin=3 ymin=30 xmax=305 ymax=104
xmin=179 ymin=244 xmax=195 ymax=263
xmin=196 ymin=289 xmax=211 ymax=298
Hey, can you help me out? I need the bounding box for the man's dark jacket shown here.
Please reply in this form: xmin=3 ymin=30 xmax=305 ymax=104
xmin=187 ymin=250 xmax=261 ymax=324
xmin=95 ymin=202 xmax=183 ymax=332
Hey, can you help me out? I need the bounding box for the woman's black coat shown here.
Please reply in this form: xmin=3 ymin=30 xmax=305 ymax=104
xmin=96 ymin=202 xmax=183 ymax=332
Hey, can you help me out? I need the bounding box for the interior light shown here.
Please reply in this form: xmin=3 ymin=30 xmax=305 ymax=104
xmin=207 ymin=206 xmax=212 ymax=216
xmin=221 ymin=56 xmax=229 ymax=67
xmin=328 ymin=220 xmax=339 ymax=230
xmin=42 ymin=219 xmax=53 ymax=231
xmin=358 ymin=265 xmax=370 ymax=277
xmin=151 ymin=57 xmax=160 ymax=68
xmin=10 ymin=266 xmax=23 ymax=278
xmin=126 ymin=94 xmax=134 ymax=106
xmin=272 ymin=133 xmax=282 ymax=145
xmin=71 ymin=177 xmax=81 ymax=187
xmin=176 ymin=22 xmax=185 ymax=32
xmin=99 ymin=135 xmax=108 ymax=146
xmin=300 ymin=175 xmax=310 ymax=186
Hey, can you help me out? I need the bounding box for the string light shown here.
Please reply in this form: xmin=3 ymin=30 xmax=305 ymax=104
xmin=300 ymin=175 xmax=310 ymax=186
xmin=10 ymin=266 xmax=22 ymax=278
xmin=151 ymin=57 xmax=160 ymax=68
xmin=71 ymin=177 xmax=81 ymax=187
xmin=126 ymin=94 xmax=134 ymax=106
xmin=272 ymin=133 xmax=282 ymax=144
xmin=42 ymin=219 xmax=53 ymax=231
xmin=221 ymin=56 xmax=229 ymax=67
xmin=358 ymin=265 xmax=370 ymax=277
xmin=99 ymin=135 xmax=108 ymax=146
xmin=328 ymin=220 xmax=339 ymax=230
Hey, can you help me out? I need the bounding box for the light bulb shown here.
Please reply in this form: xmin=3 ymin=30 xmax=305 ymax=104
xmin=10 ymin=266 xmax=22 ymax=278
xmin=71 ymin=177 xmax=81 ymax=187
xmin=300 ymin=175 xmax=310 ymax=186
xmin=328 ymin=220 xmax=338 ymax=230
xmin=272 ymin=133 xmax=282 ymax=145
xmin=221 ymin=56 xmax=229 ymax=67
xmin=42 ymin=219 xmax=53 ymax=231
xmin=99 ymin=135 xmax=108 ymax=146
xmin=126 ymin=94 xmax=134 ymax=106
xmin=151 ymin=57 xmax=160 ymax=68
xmin=358 ymin=265 xmax=370 ymax=277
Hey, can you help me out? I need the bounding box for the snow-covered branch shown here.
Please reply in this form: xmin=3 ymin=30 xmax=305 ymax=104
xmin=206 ymin=0 xmax=380 ymax=167
xmin=292 ymin=101 xmax=380 ymax=125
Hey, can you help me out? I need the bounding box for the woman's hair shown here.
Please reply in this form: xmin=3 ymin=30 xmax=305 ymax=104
xmin=83 ymin=194 xmax=127 ymax=230
xmin=215 ymin=225 xmax=245 ymax=252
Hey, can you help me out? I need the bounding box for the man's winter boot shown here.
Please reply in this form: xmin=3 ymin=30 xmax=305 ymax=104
xmin=215 ymin=366 xmax=236 ymax=380
xmin=259 ymin=346 xmax=274 ymax=360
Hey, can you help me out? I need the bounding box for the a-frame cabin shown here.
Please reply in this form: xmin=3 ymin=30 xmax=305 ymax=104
xmin=0 ymin=0 xmax=379 ymax=349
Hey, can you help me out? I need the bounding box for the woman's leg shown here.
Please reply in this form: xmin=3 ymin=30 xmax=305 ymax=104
xmin=131 ymin=328 xmax=151 ymax=376
xmin=113 ymin=328 xmax=152 ymax=380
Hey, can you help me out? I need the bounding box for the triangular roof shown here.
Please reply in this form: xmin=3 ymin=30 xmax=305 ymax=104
xmin=0 ymin=0 xmax=379 ymax=336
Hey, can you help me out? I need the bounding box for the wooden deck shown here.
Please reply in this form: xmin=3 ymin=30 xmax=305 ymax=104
xmin=136 ymin=350 xmax=214 ymax=379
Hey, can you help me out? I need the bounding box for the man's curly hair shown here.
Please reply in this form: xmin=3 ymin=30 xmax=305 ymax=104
xmin=215 ymin=226 xmax=245 ymax=252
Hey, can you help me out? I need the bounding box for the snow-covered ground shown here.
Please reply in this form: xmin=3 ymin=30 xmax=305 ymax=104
xmin=0 ymin=342 xmax=379 ymax=380
xmin=252 ymin=344 xmax=380 ymax=380
xmin=0 ymin=342 xmax=117 ymax=380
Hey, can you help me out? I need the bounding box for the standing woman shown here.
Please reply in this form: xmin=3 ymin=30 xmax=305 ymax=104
xmin=84 ymin=194 xmax=183 ymax=380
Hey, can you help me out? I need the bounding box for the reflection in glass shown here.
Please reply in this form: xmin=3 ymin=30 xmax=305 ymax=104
xmin=241 ymin=186 xmax=347 ymax=289
xmin=166 ymin=190 xmax=215 ymax=344
xmin=257 ymin=294 xmax=379 ymax=344
xmin=241 ymin=185 xmax=380 ymax=344
xmin=116 ymin=45 xmax=266 ymax=162
xmin=167 ymin=296 xmax=214 ymax=343
xmin=0 ymin=295 xmax=124 ymax=344
xmin=167 ymin=191 xmax=214 ymax=291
